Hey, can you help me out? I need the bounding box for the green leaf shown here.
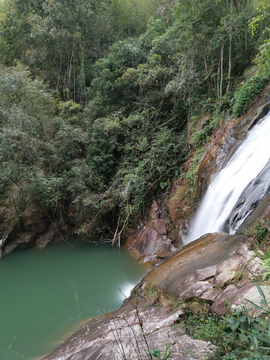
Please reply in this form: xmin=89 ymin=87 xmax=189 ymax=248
xmin=258 ymin=346 xmax=270 ymax=350
xmin=149 ymin=349 xmax=161 ymax=358
xmin=245 ymin=331 xmax=270 ymax=344
xmin=240 ymin=315 xmax=247 ymax=322
xmin=245 ymin=298 xmax=264 ymax=310
xmin=253 ymin=334 xmax=258 ymax=350
xmin=164 ymin=342 xmax=170 ymax=357
xmin=164 ymin=352 xmax=172 ymax=360
xmin=260 ymin=298 xmax=267 ymax=306
xmin=255 ymin=282 xmax=267 ymax=303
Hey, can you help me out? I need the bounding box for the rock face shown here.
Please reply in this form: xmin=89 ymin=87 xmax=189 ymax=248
xmin=22 ymin=210 xmax=50 ymax=234
xmin=125 ymin=202 xmax=177 ymax=267
xmin=0 ymin=206 xmax=57 ymax=256
xmin=211 ymin=283 xmax=270 ymax=315
xmin=44 ymin=298 xmax=214 ymax=360
xmin=3 ymin=232 xmax=37 ymax=255
xmin=126 ymin=224 xmax=177 ymax=267
xmin=240 ymin=193 xmax=270 ymax=234
xmin=0 ymin=218 xmax=21 ymax=248
xmin=139 ymin=233 xmax=263 ymax=315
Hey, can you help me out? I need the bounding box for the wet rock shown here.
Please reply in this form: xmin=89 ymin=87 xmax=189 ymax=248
xmin=3 ymin=232 xmax=37 ymax=255
xmin=177 ymin=219 xmax=190 ymax=247
xmin=240 ymin=193 xmax=270 ymax=232
xmin=126 ymin=225 xmax=175 ymax=266
xmin=44 ymin=298 xmax=214 ymax=360
xmin=156 ymin=240 xmax=175 ymax=258
xmin=35 ymin=225 xmax=56 ymax=249
xmin=139 ymin=233 xmax=263 ymax=313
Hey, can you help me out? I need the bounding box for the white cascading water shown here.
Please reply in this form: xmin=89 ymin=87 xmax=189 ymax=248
xmin=187 ymin=111 xmax=270 ymax=244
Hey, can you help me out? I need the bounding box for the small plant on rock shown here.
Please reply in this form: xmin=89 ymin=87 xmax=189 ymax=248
xmin=149 ymin=342 xmax=171 ymax=360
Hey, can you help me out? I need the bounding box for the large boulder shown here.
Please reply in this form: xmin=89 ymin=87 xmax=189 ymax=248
xmin=126 ymin=222 xmax=176 ymax=267
xmin=138 ymin=233 xmax=263 ymax=313
xmin=125 ymin=201 xmax=177 ymax=267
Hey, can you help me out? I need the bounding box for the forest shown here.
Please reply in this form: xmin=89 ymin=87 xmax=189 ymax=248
xmin=0 ymin=0 xmax=269 ymax=243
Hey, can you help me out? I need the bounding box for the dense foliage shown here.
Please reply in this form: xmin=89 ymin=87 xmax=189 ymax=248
xmin=0 ymin=0 xmax=269 ymax=240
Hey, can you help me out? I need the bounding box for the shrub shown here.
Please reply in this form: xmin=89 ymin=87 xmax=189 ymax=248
xmin=232 ymin=76 xmax=267 ymax=118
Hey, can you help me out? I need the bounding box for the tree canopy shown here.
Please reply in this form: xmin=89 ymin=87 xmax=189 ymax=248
xmin=0 ymin=0 xmax=269 ymax=241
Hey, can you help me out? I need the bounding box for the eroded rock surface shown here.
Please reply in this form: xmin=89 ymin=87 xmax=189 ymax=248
xmin=126 ymin=202 xmax=177 ymax=267
xmin=139 ymin=233 xmax=263 ymax=313
xmin=44 ymin=298 xmax=214 ymax=360
xmin=3 ymin=232 xmax=37 ymax=255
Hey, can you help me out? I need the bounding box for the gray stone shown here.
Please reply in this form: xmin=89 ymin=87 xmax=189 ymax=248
xmin=211 ymin=284 xmax=270 ymax=315
xmin=137 ymin=233 xmax=263 ymax=314
xmin=43 ymin=298 xmax=214 ymax=360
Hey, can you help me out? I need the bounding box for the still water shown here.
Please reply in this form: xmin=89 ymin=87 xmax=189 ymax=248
xmin=0 ymin=239 xmax=146 ymax=360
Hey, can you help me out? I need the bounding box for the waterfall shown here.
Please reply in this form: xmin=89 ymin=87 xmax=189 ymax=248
xmin=187 ymin=111 xmax=270 ymax=244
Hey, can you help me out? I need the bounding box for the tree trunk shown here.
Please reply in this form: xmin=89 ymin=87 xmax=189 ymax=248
xmin=226 ymin=0 xmax=233 ymax=94
xmin=220 ymin=42 xmax=224 ymax=99
xmin=217 ymin=57 xmax=220 ymax=99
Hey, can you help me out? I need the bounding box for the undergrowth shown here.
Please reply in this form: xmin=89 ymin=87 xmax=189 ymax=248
xmin=179 ymin=280 xmax=270 ymax=360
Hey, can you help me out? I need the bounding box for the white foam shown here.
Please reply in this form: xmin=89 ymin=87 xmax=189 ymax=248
xmin=188 ymin=112 xmax=270 ymax=243
xmin=118 ymin=283 xmax=135 ymax=299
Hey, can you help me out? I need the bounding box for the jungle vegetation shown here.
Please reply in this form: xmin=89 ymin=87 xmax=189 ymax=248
xmin=0 ymin=0 xmax=269 ymax=241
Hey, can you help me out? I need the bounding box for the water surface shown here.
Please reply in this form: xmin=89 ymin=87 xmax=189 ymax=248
xmin=0 ymin=239 xmax=146 ymax=360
